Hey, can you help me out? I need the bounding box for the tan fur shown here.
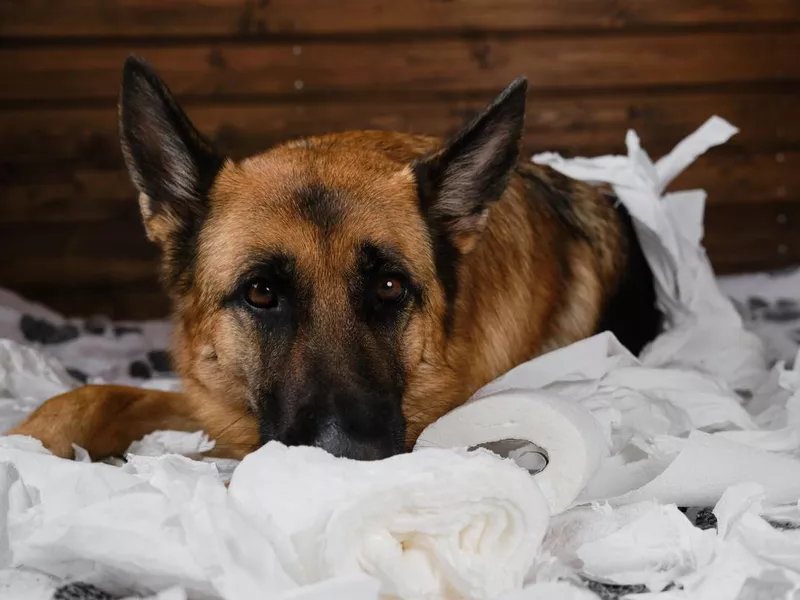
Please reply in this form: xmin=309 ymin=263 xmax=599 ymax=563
xmin=10 ymin=130 xmax=628 ymax=460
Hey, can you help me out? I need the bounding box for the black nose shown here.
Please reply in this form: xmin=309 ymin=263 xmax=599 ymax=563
xmin=312 ymin=418 xmax=403 ymax=460
xmin=258 ymin=390 xmax=406 ymax=461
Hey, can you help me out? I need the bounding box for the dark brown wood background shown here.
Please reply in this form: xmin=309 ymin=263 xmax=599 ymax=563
xmin=1 ymin=0 xmax=799 ymax=319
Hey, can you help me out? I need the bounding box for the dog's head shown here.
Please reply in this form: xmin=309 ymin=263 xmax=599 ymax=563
xmin=118 ymin=56 xmax=527 ymax=460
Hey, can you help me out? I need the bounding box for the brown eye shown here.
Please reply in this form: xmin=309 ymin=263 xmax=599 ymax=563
xmin=245 ymin=279 xmax=278 ymax=309
xmin=376 ymin=276 xmax=406 ymax=303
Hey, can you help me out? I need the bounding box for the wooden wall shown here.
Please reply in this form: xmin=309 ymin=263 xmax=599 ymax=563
xmin=1 ymin=0 xmax=799 ymax=319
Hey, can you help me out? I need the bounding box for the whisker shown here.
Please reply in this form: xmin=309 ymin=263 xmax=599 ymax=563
xmin=212 ymin=414 xmax=249 ymax=439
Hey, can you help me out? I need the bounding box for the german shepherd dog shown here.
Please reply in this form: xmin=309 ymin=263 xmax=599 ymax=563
xmin=10 ymin=57 xmax=662 ymax=462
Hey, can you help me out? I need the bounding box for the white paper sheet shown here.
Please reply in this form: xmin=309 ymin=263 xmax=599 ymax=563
xmin=620 ymin=484 xmax=800 ymax=599
xmin=229 ymin=443 xmax=549 ymax=600
xmin=1 ymin=430 xmax=551 ymax=600
xmin=533 ymin=116 xmax=769 ymax=394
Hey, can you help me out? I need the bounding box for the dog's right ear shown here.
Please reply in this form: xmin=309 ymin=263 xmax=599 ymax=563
xmin=119 ymin=55 xmax=223 ymax=246
xmin=414 ymin=77 xmax=527 ymax=254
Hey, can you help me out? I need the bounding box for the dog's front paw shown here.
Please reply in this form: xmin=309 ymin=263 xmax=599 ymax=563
xmin=6 ymin=418 xmax=77 ymax=459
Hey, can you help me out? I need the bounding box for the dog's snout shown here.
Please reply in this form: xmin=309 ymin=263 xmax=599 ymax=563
xmin=314 ymin=418 xmax=401 ymax=460
xmin=259 ymin=383 xmax=405 ymax=461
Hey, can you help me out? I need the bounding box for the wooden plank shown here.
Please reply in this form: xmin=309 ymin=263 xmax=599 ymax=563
xmin=0 ymin=171 xmax=140 ymax=223
xmin=12 ymin=284 xmax=169 ymax=320
xmin=2 ymin=151 xmax=796 ymax=224
xmin=2 ymin=91 xmax=798 ymax=169
xmin=0 ymin=222 xmax=159 ymax=286
xmin=1 ymin=201 xmax=797 ymax=294
xmin=2 ymin=0 xmax=798 ymax=38
xmin=705 ymin=201 xmax=800 ymax=274
xmin=669 ymin=151 xmax=797 ymax=205
xmin=2 ymin=32 xmax=799 ymax=102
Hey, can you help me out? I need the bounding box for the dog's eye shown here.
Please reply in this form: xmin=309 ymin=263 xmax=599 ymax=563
xmin=245 ymin=279 xmax=278 ymax=309
xmin=375 ymin=276 xmax=407 ymax=304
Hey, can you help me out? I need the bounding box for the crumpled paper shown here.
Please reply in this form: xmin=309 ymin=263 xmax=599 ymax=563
xmin=626 ymin=484 xmax=800 ymax=599
xmin=533 ymin=116 xmax=768 ymax=394
xmin=0 ymin=339 xmax=80 ymax=433
xmin=1 ymin=432 xmax=546 ymax=600
xmin=228 ymin=443 xmax=549 ymax=600
xmin=544 ymin=483 xmax=800 ymax=597
xmin=0 ymin=566 xmax=60 ymax=600
xmin=420 ymin=329 xmax=800 ymax=510
xmin=0 ymin=435 xmax=376 ymax=599
xmin=545 ymin=500 xmax=715 ymax=591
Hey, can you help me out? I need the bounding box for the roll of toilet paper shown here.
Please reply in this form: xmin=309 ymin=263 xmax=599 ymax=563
xmin=415 ymin=390 xmax=608 ymax=514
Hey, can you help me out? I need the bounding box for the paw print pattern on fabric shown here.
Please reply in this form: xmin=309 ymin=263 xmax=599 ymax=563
xmin=20 ymin=315 xmax=80 ymax=345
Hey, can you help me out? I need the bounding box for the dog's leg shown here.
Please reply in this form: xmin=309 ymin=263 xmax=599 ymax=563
xmin=6 ymin=385 xmax=260 ymax=460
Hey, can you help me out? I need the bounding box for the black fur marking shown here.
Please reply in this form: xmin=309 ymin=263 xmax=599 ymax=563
xmin=223 ymin=251 xmax=303 ymax=308
xmin=294 ymin=183 xmax=343 ymax=231
xmin=413 ymin=162 xmax=460 ymax=336
xmin=256 ymin=326 xmax=406 ymax=460
xmin=353 ymin=242 xmax=421 ymax=338
xmin=596 ymin=200 xmax=663 ymax=356
xmin=413 ymin=77 xmax=527 ymax=334
xmin=518 ymin=164 xmax=591 ymax=245
xmin=164 ymin=217 xmax=206 ymax=294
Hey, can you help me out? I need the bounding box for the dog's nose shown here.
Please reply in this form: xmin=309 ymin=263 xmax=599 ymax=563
xmin=259 ymin=389 xmax=406 ymax=460
xmin=312 ymin=418 xmax=401 ymax=460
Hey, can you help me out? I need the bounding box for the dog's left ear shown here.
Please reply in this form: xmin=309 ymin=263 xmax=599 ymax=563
xmin=415 ymin=77 xmax=527 ymax=253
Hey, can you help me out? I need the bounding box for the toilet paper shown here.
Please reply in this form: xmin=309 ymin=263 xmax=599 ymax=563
xmin=533 ymin=116 xmax=769 ymax=394
xmin=229 ymin=443 xmax=550 ymax=600
xmin=415 ymin=391 xmax=608 ymax=515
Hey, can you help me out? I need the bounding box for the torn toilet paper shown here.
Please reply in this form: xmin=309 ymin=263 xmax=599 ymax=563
xmin=1 ymin=431 xmax=546 ymax=600
xmin=533 ymin=116 xmax=768 ymax=394
xmin=229 ymin=443 xmax=549 ymax=600
xmin=417 ymin=331 xmax=800 ymax=511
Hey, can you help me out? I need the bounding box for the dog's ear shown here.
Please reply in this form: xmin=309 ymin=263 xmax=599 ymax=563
xmin=119 ymin=55 xmax=223 ymax=246
xmin=415 ymin=77 xmax=527 ymax=253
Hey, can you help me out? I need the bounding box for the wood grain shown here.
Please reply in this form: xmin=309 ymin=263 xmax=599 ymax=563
xmin=2 ymin=0 xmax=798 ymax=38
xmin=669 ymin=151 xmax=797 ymax=205
xmin=2 ymin=32 xmax=798 ymax=102
xmin=13 ymin=284 xmax=170 ymax=321
xmin=2 ymin=151 xmax=795 ymax=224
xmin=706 ymin=201 xmax=800 ymax=274
xmin=0 ymin=221 xmax=159 ymax=285
xmin=2 ymin=91 xmax=798 ymax=168
xmin=1 ymin=199 xmax=797 ymax=315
